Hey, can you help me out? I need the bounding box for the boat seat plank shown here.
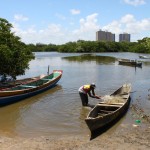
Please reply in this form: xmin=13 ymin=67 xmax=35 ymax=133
xmin=97 ymin=103 xmax=122 ymax=107
xmin=99 ymin=110 xmax=114 ymax=113
xmin=122 ymin=95 xmax=129 ymax=99
xmin=41 ymin=79 xmax=52 ymax=81
xmin=19 ymin=85 xmax=37 ymax=88
xmin=99 ymin=102 xmax=124 ymax=105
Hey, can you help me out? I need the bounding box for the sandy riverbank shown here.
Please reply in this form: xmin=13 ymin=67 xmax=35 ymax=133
xmin=0 ymin=124 xmax=150 ymax=150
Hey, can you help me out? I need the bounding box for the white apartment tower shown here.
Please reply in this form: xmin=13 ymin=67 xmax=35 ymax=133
xmin=119 ymin=33 xmax=130 ymax=42
xmin=96 ymin=30 xmax=115 ymax=42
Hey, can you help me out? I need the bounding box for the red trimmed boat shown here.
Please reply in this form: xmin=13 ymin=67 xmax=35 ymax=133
xmin=0 ymin=70 xmax=63 ymax=106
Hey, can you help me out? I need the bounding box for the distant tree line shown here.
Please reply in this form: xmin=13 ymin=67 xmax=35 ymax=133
xmin=27 ymin=38 xmax=150 ymax=53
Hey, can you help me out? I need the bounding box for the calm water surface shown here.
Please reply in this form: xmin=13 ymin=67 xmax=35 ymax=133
xmin=0 ymin=52 xmax=150 ymax=137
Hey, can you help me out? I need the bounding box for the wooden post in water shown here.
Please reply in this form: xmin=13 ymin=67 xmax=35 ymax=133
xmin=47 ymin=65 xmax=50 ymax=75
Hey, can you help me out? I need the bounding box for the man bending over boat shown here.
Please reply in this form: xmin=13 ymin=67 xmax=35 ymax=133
xmin=78 ymin=83 xmax=101 ymax=106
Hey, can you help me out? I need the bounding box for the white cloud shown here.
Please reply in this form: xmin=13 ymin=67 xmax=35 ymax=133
xmin=12 ymin=22 xmax=65 ymax=44
xmin=120 ymin=14 xmax=135 ymax=23
xmin=123 ymin=0 xmax=146 ymax=6
xmin=102 ymin=21 xmax=122 ymax=34
xmin=70 ymin=9 xmax=80 ymax=15
xmin=72 ymin=13 xmax=100 ymax=40
xmin=102 ymin=14 xmax=150 ymax=41
xmin=14 ymin=14 xmax=29 ymax=21
xmin=73 ymin=13 xmax=99 ymax=33
xmin=124 ymin=18 xmax=150 ymax=34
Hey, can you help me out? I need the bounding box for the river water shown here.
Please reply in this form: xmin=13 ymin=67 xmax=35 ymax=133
xmin=0 ymin=52 xmax=150 ymax=137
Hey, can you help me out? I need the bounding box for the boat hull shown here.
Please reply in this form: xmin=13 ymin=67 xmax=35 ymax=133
xmin=118 ymin=59 xmax=142 ymax=67
xmin=85 ymin=98 xmax=130 ymax=132
xmin=139 ymin=55 xmax=149 ymax=59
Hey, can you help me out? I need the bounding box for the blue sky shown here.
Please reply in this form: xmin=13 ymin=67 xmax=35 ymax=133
xmin=0 ymin=0 xmax=150 ymax=44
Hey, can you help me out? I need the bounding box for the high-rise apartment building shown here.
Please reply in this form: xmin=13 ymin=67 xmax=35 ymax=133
xmin=119 ymin=33 xmax=130 ymax=42
xmin=96 ymin=30 xmax=115 ymax=42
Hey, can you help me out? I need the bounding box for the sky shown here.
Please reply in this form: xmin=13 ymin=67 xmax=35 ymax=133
xmin=0 ymin=0 xmax=150 ymax=44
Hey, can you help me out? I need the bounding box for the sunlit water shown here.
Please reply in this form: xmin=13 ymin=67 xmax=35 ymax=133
xmin=0 ymin=52 xmax=150 ymax=137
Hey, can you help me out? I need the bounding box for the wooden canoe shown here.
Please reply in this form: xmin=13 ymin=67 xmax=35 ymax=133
xmin=118 ymin=59 xmax=142 ymax=67
xmin=85 ymin=83 xmax=131 ymax=133
xmin=0 ymin=70 xmax=63 ymax=106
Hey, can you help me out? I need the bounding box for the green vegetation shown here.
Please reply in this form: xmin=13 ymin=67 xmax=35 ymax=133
xmin=62 ymin=54 xmax=116 ymax=64
xmin=0 ymin=18 xmax=34 ymax=80
xmin=26 ymin=38 xmax=150 ymax=53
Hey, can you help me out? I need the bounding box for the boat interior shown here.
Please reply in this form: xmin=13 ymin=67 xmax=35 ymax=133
xmin=4 ymin=72 xmax=60 ymax=91
xmin=89 ymin=103 xmax=122 ymax=118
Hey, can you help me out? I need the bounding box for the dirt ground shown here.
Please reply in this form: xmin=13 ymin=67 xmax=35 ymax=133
xmin=0 ymin=124 xmax=150 ymax=150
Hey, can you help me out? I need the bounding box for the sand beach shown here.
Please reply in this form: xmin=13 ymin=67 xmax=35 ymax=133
xmin=0 ymin=122 xmax=150 ymax=150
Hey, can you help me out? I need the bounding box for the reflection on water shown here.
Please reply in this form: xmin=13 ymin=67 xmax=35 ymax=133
xmin=0 ymin=85 xmax=62 ymax=136
xmin=0 ymin=52 xmax=150 ymax=137
xmin=143 ymin=61 xmax=150 ymax=66
xmin=62 ymin=54 xmax=116 ymax=64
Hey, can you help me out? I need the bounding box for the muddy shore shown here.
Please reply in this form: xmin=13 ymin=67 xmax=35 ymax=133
xmin=0 ymin=123 xmax=150 ymax=150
